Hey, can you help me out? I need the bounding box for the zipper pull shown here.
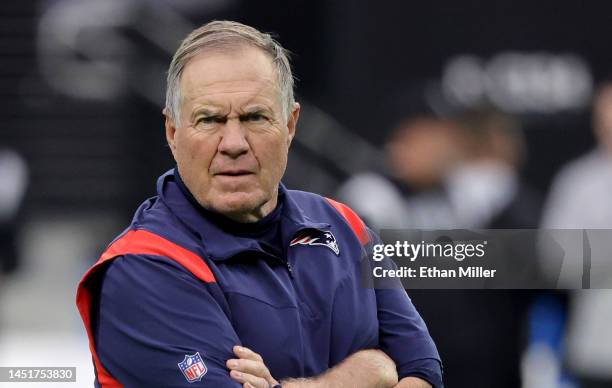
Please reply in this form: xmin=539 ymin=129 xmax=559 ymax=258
xmin=286 ymin=262 xmax=294 ymax=278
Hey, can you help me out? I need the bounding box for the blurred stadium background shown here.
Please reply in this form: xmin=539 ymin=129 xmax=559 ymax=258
xmin=0 ymin=1 xmax=611 ymax=387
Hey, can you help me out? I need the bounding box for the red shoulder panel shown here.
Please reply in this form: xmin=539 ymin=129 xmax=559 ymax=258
xmin=325 ymin=198 xmax=370 ymax=245
xmin=76 ymin=229 xmax=215 ymax=387
xmin=100 ymin=229 xmax=215 ymax=283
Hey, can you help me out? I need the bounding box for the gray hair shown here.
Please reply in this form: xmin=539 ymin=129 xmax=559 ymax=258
xmin=165 ymin=20 xmax=295 ymax=126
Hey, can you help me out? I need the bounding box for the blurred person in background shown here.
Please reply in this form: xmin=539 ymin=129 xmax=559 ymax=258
xmin=0 ymin=148 xmax=28 ymax=283
xmin=543 ymin=83 xmax=612 ymax=228
xmin=339 ymin=107 xmax=539 ymax=387
xmin=542 ymin=82 xmax=612 ymax=388
xmin=76 ymin=21 xmax=441 ymax=388
xmin=337 ymin=115 xmax=464 ymax=230
xmin=338 ymin=107 xmax=541 ymax=232
xmin=450 ymin=109 xmax=569 ymax=388
xmin=447 ymin=108 xmax=542 ymax=229
xmin=437 ymin=109 xmax=540 ymax=388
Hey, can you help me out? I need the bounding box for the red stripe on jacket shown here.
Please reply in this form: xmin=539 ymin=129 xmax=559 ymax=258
xmin=75 ymin=229 xmax=215 ymax=387
xmin=325 ymin=198 xmax=370 ymax=245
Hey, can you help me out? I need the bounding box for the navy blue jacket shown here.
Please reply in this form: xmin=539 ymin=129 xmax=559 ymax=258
xmin=76 ymin=170 xmax=442 ymax=387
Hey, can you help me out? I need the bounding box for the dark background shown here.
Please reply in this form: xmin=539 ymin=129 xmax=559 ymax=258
xmin=2 ymin=0 xmax=610 ymax=215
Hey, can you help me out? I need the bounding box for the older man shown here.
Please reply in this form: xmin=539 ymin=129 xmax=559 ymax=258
xmin=76 ymin=21 xmax=442 ymax=388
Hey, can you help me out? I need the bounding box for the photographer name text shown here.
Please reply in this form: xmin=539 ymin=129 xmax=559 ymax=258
xmin=373 ymin=266 xmax=496 ymax=279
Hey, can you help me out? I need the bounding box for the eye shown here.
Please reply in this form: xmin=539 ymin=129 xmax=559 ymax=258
xmin=196 ymin=116 xmax=225 ymax=125
xmin=198 ymin=117 xmax=215 ymax=124
xmin=241 ymin=113 xmax=268 ymax=122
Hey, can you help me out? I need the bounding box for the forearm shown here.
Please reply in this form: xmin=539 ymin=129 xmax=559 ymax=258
xmin=282 ymin=349 xmax=398 ymax=388
xmin=394 ymin=376 xmax=432 ymax=388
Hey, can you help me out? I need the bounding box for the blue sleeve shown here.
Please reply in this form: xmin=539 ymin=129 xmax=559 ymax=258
xmin=94 ymin=254 xmax=242 ymax=387
xmin=398 ymin=358 xmax=443 ymax=387
xmin=367 ymin=229 xmax=444 ymax=387
xmin=375 ymin=288 xmax=443 ymax=387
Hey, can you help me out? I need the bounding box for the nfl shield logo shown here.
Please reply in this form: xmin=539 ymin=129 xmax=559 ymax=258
xmin=178 ymin=352 xmax=207 ymax=383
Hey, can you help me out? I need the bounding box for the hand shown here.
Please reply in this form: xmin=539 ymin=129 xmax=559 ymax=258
xmin=227 ymin=345 xmax=280 ymax=388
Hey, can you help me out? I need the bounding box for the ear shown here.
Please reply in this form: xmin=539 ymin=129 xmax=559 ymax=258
xmin=286 ymin=102 xmax=300 ymax=147
xmin=163 ymin=107 xmax=178 ymax=157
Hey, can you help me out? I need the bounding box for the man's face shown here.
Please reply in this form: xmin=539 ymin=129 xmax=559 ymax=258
xmin=165 ymin=45 xmax=300 ymax=222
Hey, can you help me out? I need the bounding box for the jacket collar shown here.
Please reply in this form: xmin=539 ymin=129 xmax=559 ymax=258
xmin=156 ymin=169 xmax=329 ymax=261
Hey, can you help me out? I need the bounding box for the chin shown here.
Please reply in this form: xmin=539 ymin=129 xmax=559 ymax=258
xmin=209 ymin=191 xmax=270 ymax=220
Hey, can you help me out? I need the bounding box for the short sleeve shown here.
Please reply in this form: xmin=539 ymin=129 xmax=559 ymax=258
xmin=93 ymin=254 xmax=242 ymax=387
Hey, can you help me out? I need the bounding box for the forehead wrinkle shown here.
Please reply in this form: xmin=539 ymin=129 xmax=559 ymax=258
xmin=180 ymin=50 xmax=278 ymax=94
xmin=185 ymin=81 xmax=280 ymax=115
xmin=183 ymin=75 xmax=278 ymax=95
xmin=179 ymin=47 xmax=281 ymax=113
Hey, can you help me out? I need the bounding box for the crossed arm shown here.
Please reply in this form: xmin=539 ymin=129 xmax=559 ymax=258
xmin=226 ymin=345 xmax=431 ymax=388
xmin=95 ymin=256 xmax=438 ymax=387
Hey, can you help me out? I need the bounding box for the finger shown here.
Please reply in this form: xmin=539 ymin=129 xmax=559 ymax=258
xmin=233 ymin=345 xmax=263 ymax=362
xmin=226 ymin=358 xmax=269 ymax=378
xmin=229 ymin=370 xmax=268 ymax=388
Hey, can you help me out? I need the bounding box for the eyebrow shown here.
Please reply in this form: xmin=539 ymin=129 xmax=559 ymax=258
xmin=190 ymin=102 xmax=275 ymax=122
xmin=189 ymin=107 xmax=228 ymax=124
xmin=193 ymin=107 xmax=225 ymax=116
xmin=240 ymin=105 xmax=273 ymax=114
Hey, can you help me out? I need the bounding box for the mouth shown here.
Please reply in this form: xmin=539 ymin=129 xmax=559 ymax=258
xmin=214 ymin=170 xmax=254 ymax=177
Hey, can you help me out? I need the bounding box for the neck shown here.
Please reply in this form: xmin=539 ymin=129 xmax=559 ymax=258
xmin=221 ymin=194 xmax=279 ymax=223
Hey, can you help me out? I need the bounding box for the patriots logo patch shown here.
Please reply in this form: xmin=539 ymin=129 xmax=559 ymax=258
xmin=290 ymin=230 xmax=340 ymax=255
xmin=178 ymin=352 xmax=207 ymax=383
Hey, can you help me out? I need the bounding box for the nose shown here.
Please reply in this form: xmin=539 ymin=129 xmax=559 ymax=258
xmin=217 ymin=119 xmax=250 ymax=158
